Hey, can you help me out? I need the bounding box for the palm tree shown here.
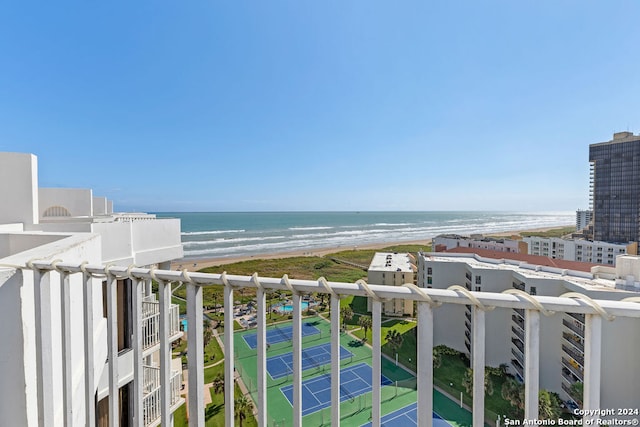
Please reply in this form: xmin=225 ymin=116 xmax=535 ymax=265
xmin=211 ymin=290 xmax=220 ymax=313
xmin=462 ymin=368 xmax=494 ymax=396
xmin=501 ymin=377 xmax=524 ymax=408
xmin=358 ymin=315 xmax=372 ymax=342
xmin=340 ymin=306 xmax=353 ymax=330
xmin=385 ymin=329 xmax=404 ymax=363
xmin=203 ymin=328 xmax=213 ymax=348
xmin=433 ymin=347 xmax=442 ymax=369
xmin=235 ymin=395 xmax=253 ymax=427
xmin=211 ymin=372 xmax=225 ymax=404
xmin=538 ymin=390 xmax=562 ymax=420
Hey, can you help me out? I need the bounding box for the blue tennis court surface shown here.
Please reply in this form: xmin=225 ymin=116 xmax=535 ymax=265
xmin=243 ymin=323 xmax=321 ymax=349
xmin=280 ymin=362 xmax=392 ymax=416
xmin=267 ymin=343 xmax=353 ymax=379
xmin=360 ymin=403 xmax=453 ymax=427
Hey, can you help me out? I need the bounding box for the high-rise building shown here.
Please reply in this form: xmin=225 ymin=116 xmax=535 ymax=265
xmin=589 ymin=131 xmax=640 ymax=243
xmin=576 ymin=209 xmax=592 ymax=232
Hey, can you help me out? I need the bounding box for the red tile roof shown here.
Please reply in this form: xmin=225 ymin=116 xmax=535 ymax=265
xmin=442 ymin=247 xmax=599 ymax=272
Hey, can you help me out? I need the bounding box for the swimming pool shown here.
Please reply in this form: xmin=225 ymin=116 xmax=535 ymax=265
xmin=277 ymin=302 xmax=309 ymax=312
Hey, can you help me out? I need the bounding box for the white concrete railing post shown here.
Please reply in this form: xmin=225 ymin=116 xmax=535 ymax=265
xmin=524 ymin=310 xmax=540 ymax=420
xmin=224 ymin=282 xmax=235 ymax=426
xmin=33 ymin=268 xmax=55 ymax=427
xmin=255 ymin=283 xmax=267 ymax=427
xmin=82 ymin=270 xmax=96 ymax=427
xmin=187 ymin=283 xmax=204 ymax=427
xmin=107 ymin=272 xmax=119 ymax=427
xmin=417 ymin=301 xmax=434 ymax=427
xmin=371 ymin=299 xmax=382 ymax=427
xmin=330 ymin=294 xmax=341 ymax=427
xmin=472 ymin=307 xmax=485 ymax=427
xmin=159 ymin=280 xmax=172 ymax=426
xmin=59 ymin=270 xmax=73 ymax=427
xmin=292 ymin=292 xmax=303 ymax=427
xmin=132 ymin=278 xmax=144 ymax=427
xmin=583 ymin=314 xmax=602 ymax=423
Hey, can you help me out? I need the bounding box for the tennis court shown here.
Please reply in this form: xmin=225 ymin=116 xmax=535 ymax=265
xmin=280 ymin=362 xmax=392 ymax=416
xmin=267 ymin=342 xmax=354 ymax=379
xmin=242 ymin=322 xmax=321 ymax=349
xmin=360 ymin=403 xmax=454 ymax=427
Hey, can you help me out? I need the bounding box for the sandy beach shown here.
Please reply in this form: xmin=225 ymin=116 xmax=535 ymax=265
xmin=171 ymin=224 xmax=572 ymax=271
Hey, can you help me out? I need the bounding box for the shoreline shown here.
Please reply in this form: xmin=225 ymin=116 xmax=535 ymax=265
xmin=171 ymin=224 xmax=573 ymax=271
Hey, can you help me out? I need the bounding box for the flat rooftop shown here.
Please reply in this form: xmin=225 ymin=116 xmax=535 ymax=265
xmin=423 ymin=250 xmax=638 ymax=294
xmin=368 ymin=252 xmax=415 ymax=272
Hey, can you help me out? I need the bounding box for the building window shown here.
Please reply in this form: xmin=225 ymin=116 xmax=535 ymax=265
xmin=427 ymin=277 xmax=432 ymax=285
xmin=530 ymin=287 xmax=537 ymax=295
xmin=475 ymin=275 xmax=482 ymax=285
xmin=475 ymin=286 xmax=481 ymax=292
xmin=427 ymin=267 xmax=432 ymax=275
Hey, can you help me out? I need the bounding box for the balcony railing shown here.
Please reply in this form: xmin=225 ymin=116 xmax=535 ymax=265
xmin=563 ymin=331 xmax=585 ymax=352
xmin=511 ymin=357 xmax=524 ymax=378
xmin=18 ymin=261 xmax=640 ymax=427
xmin=562 ymin=357 xmax=584 ymax=380
xmin=512 ymin=337 xmax=525 ymax=354
xmin=512 ymin=325 xmax=524 ymax=341
xmin=562 ymin=343 xmax=585 ymax=366
xmin=512 ymin=313 xmax=525 ymax=329
xmin=563 ymin=318 xmax=585 ymax=337
xmin=511 ymin=347 xmax=524 ymax=364
xmin=142 ymin=297 xmax=181 ymax=352
xmin=142 ymin=367 xmax=183 ymax=427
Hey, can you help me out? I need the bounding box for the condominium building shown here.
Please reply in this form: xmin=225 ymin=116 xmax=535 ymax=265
xmin=417 ymin=250 xmax=640 ymax=409
xmin=589 ymin=131 xmax=640 ymax=243
xmin=524 ymin=236 xmax=636 ymax=266
xmin=433 ymin=234 xmax=523 ymax=253
xmin=0 ymin=152 xmax=184 ymax=426
xmin=367 ymin=252 xmax=416 ymax=316
xmin=576 ymin=209 xmax=592 ymax=232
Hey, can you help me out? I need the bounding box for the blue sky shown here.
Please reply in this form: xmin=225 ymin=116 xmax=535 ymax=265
xmin=1 ymin=1 xmax=639 ymax=212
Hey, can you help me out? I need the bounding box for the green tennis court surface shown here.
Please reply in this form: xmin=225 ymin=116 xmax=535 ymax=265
xmin=233 ymin=316 xmax=474 ymax=426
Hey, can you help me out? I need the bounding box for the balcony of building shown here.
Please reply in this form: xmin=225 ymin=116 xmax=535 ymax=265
xmin=562 ymin=365 xmax=581 ymax=386
xmin=512 ymin=313 xmax=525 ymax=329
xmin=14 ymin=261 xmax=640 ymax=427
xmin=511 ymin=356 xmax=524 ymax=379
xmin=511 ymin=325 xmax=524 ymax=342
xmin=563 ymin=318 xmax=584 ymax=337
xmin=562 ymin=343 xmax=585 ymax=366
xmin=142 ymin=365 xmax=184 ymax=427
xmin=562 ymin=357 xmax=584 ymax=381
xmin=567 ymin=312 xmax=585 ymax=323
xmin=563 ymin=331 xmax=585 ymax=352
xmin=142 ymin=294 xmax=182 ymax=356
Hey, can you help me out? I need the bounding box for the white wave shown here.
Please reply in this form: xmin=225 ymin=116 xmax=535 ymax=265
xmin=181 ymin=229 xmax=245 ymax=236
xmin=288 ymin=226 xmax=333 ymax=231
xmin=373 ymin=223 xmax=412 ymax=226
xmin=182 ymin=235 xmax=285 ymax=247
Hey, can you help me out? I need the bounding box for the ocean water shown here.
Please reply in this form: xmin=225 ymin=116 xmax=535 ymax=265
xmin=155 ymin=211 xmax=575 ymax=260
